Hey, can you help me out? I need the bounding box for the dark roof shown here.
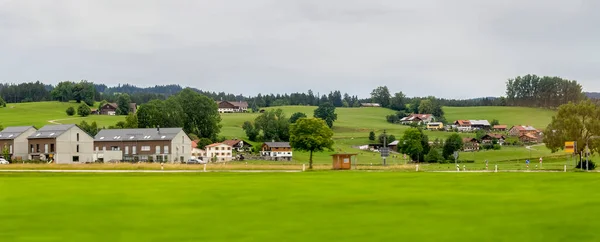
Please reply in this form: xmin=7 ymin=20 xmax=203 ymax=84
xmin=28 ymin=124 xmax=77 ymax=139
xmin=222 ymin=139 xmax=252 ymax=147
xmin=94 ymin=128 xmax=184 ymax=142
xmin=217 ymin=101 xmax=248 ymax=108
xmin=0 ymin=126 xmax=36 ymax=140
xmin=263 ymin=142 xmax=291 ymax=148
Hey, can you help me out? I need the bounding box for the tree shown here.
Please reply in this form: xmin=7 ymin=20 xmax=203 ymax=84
xmin=418 ymin=99 xmax=434 ymax=114
xmin=174 ymin=89 xmax=222 ymax=141
xmin=2 ymin=145 xmax=10 ymax=162
xmin=378 ymin=133 xmax=389 ymax=144
xmin=73 ymin=81 xmax=95 ymax=106
xmin=475 ymin=129 xmax=487 ymax=141
xmin=124 ymin=113 xmax=138 ymax=128
xmin=0 ymin=96 xmax=6 ymax=107
xmin=390 ymin=92 xmax=407 ymax=111
xmin=79 ymin=121 xmax=99 ymax=136
xmin=242 ymin=121 xmax=260 ymax=141
xmin=196 ymin=138 xmax=214 ymax=149
xmin=116 ymin=94 xmax=132 ymax=115
xmin=51 ymin=81 xmax=75 ymax=102
xmin=369 ymin=131 xmax=376 ymax=141
xmin=254 ymin=109 xmax=290 ymax=141
xmin=290 ymin=118 xmax=334 ymax=169
xmin=443 ymin=134 xmax=464 ymax=160
xmin=314 ymin=102 xmax=337 ymax=128
xmin=408 ymin=98 xmax=421 ymax=114
xmin=399 ymin=128 xmax=424 ymax=162
xmin=98 ymin=100 xmax=108 ymax=110
xmin=544 ymin=100 xmax=600 ymax=162
xmin=66 ymin=107 xmax=75 ymax=116
xmin=289 ymin=112 xmax=307 ymax=124
xmin=425 ymin=148 xmax=443 ymax=163
xmin=388 ymin=135 xmax=396 ymax=142
xmin=490 ymin=119 xmax=500 ymax=126
xmin=371 ymin=86 xmax=391 ymax=107
xmin=77 ymin=103 xmax=91 ymax=117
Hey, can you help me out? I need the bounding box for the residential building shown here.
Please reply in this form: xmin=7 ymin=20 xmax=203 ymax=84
xmin=426 ymin=122 xmax=444 ymax=130
xmin=191 ymin=140 xmax=206 ymax=159
xmin=462 ymin=138 xmax=480 ymax=152
xmin=0 ymin=126 xmax=37 ymax=160
xmin=388 ymin=140 xmax=399 ymax=152
xmin=493 ymin=125 xmax=508 ymax=131
xmin=454 ymin=120 xmax=472 ymax=132
xmin=509 ymin=125 xmax=539 ymax=137
xmin=481 ymin=134 xmax=506 ymax=145
xmin=28 ymin=124 xmax=94 ymax=163
xmin=216 ymin=101 xmax=249 ymax=113
xmin=261 ymin=142 xmax=293 ymax=161
xmin=222 ymin=139 xmax=253 ymax=152
xmin=400 ymin=114 xmax=435 ymax=125
xmin=99 ymin=103 xmax=137 ymax=115
xmin=93 ymin=127 xmax=191 ymax=163
xmin=205 ymin=143 xmax=233 ymax=162
xmin=360 ymin=103 xmax=381 ymax=107
xmin=519 ymin=133 xmax=539 ymax=144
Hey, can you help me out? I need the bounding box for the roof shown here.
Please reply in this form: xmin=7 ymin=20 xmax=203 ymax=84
xmin=361 ymin=103 xmax=381 ymax=107
xmin=428 ymin=122 xmax=443 ymax=125
xmin=217 ymin=101 xmax=248 ymax=108
xmin=454 ymin=120 xmax=471 ymax=126
xmin=482 ymin=133 xmax=506 ymax=140
xmin=28 ymin=124 xmax=77 ymax=139
xmin=0 ymin=126 xmax=35 ymax=140
xmin=470 ymin=120 xmax=491 ymax=126
xmin=463 ymin=137 xmax=479 ymax=143
xmin=206 ymin=143 xmax=231 ymax=148
xmin=103 ymin=103 xmax=118 ymax=109
xmin=512 ymin=125 xmax=538 ymax=132
xmin=94 ymin=128 xmax=184 ymax=141
xmin=222 ymin=139 xmax=252 ymax=147
xmin=263 ymin=142 xmax=291 ymax=148
xmin=493 ymin=125 xmax=507 ymax=129
xmin=388 ymin=140 xmax=399 ymax=146
xmin=521 ymin=133 xmax=538 ymax=139
xmin=401 ymin=114 xmax=433 ymax=121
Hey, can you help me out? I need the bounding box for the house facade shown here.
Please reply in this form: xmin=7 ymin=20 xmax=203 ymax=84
xmin=454 ymin=120 xmax=472 ymax=132
xmin=509 ymin=125 xmax=539 ymax=137
xmin=470 ymin=120 xmax=491 ymax=130
xmin=0 ymin=126 xmax=37 ymax=160
xmin=426 ymin=122 xmax=444 ymax=130
xmin=481 ymin=134 xmax=506 ymax=145
xmin=205 ymin=143 xmax=233 ymax=162
xmin=28 ymin=124 xmax=94 ymax=164
xmin=99 ymin=103 xmax=137 ymax=115
xmin=261 ymin=142 xmax=293 ymax=161
xmin=93 ymin=128 xmax=191 ymax=163
xmin=401 ymin=114 xmax=434 ymax=125
xmin=462 ymin=138 xmax=480 ymax=152
xmin=222 ymin=139 xmax=253 ymax=152
xmin=191 ymin=140 xmax=206 ymax=159
xmin=217 ymin=101 xmax=249 ymax=113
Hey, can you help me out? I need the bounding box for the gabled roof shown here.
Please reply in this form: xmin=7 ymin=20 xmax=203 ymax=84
xmin=401 ymin=114 xmax=433 ymax=121
xmin=222 ymin=139 xmax=252 ymax=147
xmin=0 ymin=126 xmax=36 ymax=140
xmin=361 ymin=103 xmax=381 ymax=107
xmin=520 ymin=133 xmax=538 ymax=139
xmin=206 ymin=143 xmax=231 ymax=148
xmin=493 ymin=125 xmax=507 ymax=129
xmin=454 ymin=120 xmax=471 ymax=126
xmin=263 ymin=142 xmax=291 ymax=148
xmin=28 ymin=124 xmax=77 ymax=139
xmin=511 ymin=125 xmax=538 ymax=132
xmin=463 ymin=137 xmax=479 ymax=143
xmin=388 ymin=140 xmax=399 ymax=146
xmin=482 ymin=133 xmax=506 ymax=140
xmin=217 ymin=101 xmax=248 ymax=108
xmin=94 ymin=128 xmax=184 ymax=141
xmin=469 ymin=120 xmax=491 ymax=126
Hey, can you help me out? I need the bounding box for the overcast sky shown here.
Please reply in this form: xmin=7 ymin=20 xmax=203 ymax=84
xmin=0 ymin=0 xmax=598 ymax=99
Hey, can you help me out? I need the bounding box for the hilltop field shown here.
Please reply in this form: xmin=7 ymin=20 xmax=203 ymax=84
xmin=0 ymin=102 xmax=563 ymax=165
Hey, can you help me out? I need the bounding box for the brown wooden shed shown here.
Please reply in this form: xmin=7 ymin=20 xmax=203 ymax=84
xmin=332 ymin=153 xmax=357 ymax=170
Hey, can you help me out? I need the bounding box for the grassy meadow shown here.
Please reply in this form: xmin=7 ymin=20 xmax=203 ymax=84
xmin=1 ymin=172 xmax=599 ymax=242
xmin=0 ymin=102 xmax=562 ymax=166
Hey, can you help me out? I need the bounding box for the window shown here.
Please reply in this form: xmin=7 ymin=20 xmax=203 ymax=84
xmin=50 ymin=144 xmax=55 ymax=153
xmin=36 ymin=144 xmax=40 ymax=153
xmin=76 ymin=145 xmax=79 ymax=153
xmin=73 ymin=156 xmax=79 ymax=162
xmin=133 ymin=146 xmax=137 ymax=154
xmin=9 ymin=145 xmax=13 ymax=154
xmin=141 ymin=146 xmax=150 ymax=151
xmin=30 ymin=145 xmax=34 ymax=153
xmin=44 ymin=144 xmax=48 ymax=153
xmin=103 ymin=146 xmax=106 ymax=151
xmin=155 ymin=146 xmax=161 ymax=154
xmin=77 ymin=133 xmax=79 ymax=142
xmin=228 ymin=147 xmax=231 ymax=150
xmin=111 ymin=146 xmax=120 ymax=151
xmin=164 ymin=146 xmax=169 ymax=154
xmin=125 ymin=146 xmax=129 ymax=155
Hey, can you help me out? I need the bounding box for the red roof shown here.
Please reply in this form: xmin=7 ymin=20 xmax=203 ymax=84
xmin=222 ymin=139 xmax=242 ymax=147
xmin=493 ymin=125 xmax=507 ymax=129
xmin=455 ymin=120 xmax=471 ymax=126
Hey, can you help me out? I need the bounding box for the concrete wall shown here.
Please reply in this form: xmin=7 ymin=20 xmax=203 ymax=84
xmin=93 ymin=150 xmax=123 ymax=162
xmin=55 ymin=126 xmax=94 ymax=164
xmin=170 ymin=130 xmax=192 ymax=163
xmin=14 ymin=127 xmax=37 ymax=159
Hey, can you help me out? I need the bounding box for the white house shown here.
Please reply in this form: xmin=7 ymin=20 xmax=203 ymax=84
xmin=261 ymin=142 xmax=293 ymax=161
xmin=0 ymin=126 xmax=38 ymax=160
xmin=205 ymin=143 xmax=233 ymax=162
xmin=27 ymin=124 xmax=94 ymax=164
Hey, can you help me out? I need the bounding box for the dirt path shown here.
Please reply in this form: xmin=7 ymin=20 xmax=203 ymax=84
xmin=48 ymin=117 xmax=82 ymax=125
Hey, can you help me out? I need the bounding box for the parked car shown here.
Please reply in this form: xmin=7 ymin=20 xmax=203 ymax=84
xmin=186 ymin=158 xmax=206 ymax=164
xmin=0 ymin=158 xmax=9 ymax=165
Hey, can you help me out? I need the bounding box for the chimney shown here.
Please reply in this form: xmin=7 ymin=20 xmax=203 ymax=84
xmin=157 ymin=125 xmax=160 ymax=133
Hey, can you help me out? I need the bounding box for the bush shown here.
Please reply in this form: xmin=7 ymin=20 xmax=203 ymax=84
xmin=425 ymin=148 xmax=444 ymax=163
xmin=66 ymin=107 xmax=75 ymax=116
xmin=493 ymin=144 xmax=501 ymax=150
xmin=576 ymin=160 xmax=596 ymax=170
xmin=77 ymin=104 xmax=91 ymax=117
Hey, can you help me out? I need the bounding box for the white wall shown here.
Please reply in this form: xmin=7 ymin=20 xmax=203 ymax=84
xmin=170 ymin=130 xmax=192 ymax=163
xmin=55 ymin=126 xmax=94 ymax=164
xmin=206 ymin=144 xmax=233 ymax=162
xmin=13 ymin=127 xmax=37 ymax=159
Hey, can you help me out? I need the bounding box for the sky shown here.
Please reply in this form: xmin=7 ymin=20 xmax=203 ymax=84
xmin=0 ymin=0 xmax=599 ymax=99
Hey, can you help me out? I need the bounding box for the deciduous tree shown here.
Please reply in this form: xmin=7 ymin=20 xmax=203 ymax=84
xmin=77 ymin=103 xmax=91 ymax=117
xmin=399 ymin=128 xmax=424 ymax=162
xmin=370 ymin=86 xmax=391 ymax=107
xmin=116 ymin=94 xmax=132 ymax=115
xmin=290 ymin=118 xmax=334 ymax=169
xmin=443 ymin=134 xmax=464 ymax=160
xmin=314 ymin=102 xmax=337 ymax=128
xmin=289 ymin=112 xmax=307 ymax=124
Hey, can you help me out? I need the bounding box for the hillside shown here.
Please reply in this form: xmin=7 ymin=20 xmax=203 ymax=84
xmin=0 ymin=102 xmax=560 ymax=164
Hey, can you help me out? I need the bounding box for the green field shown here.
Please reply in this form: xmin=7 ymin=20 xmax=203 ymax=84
xmin=1 ymin=172 xmax=599 ymax=241
xmin=0 ymin=102 xmax=560 ymax=164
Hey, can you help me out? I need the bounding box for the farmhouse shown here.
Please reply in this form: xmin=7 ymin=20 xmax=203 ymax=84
xmin=481 ymin=134 xmax=506 ymax=145
xmin=93 ymin=127 xmax=191 ymax=163
xmin=217 ymin=101 xmax=248 ymax=113
xmin=388 ymin=140 xmax=399 ymax=152
xmin=28 ymin=124 xmax=94 ymax=163
xmin=519 ymin=133 xmax=539 ymax=144
xmin=470 ymin=120 xmax=491 ymax=130
xmin=509 ymin=125 xmax=539 ymax=137
xmin=261 ymin=142 xmax=293 ymax=161
xmin=462 ymin=138 xmax=480 ymax=152
xmin=99 ymin=103 xmax=137 ymax=115
xmin=205 ymin=143 xmax=233 ymax=162
xmin=426 ymin=122 xmax=444 ymax=130
xmin=454 ymin=120 xmax=472 ymax=132
xmin=400 ymin=114 xmax=434 ymax=125
xmin=360 ymin=103 xmax=381 ymax=107
xmin=222 ymin=139 xmax=253 ymax=152
xmin=493 ymin=125 xmax=508 ymax=131
xmin=0 ymin=126 xmax=37 ymax=160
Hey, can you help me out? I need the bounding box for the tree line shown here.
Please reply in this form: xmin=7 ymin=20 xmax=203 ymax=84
xmin=506 ymin=74 xmax=584 ymax=108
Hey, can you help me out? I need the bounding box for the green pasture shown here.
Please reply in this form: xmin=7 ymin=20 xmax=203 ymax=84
xmin=1 ymin=172 xmax=599 ymax=242
xmin=0 ymin=101 xmax=120 ymax=128
xmin=444 ymin=106 xmax=555 ymax=128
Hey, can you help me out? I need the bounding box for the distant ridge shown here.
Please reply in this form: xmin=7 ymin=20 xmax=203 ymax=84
xmin=585 ymin=92 xmax=600 ymax=99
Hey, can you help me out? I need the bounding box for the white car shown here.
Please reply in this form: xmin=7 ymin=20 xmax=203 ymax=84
xmin=0 ymin=158 xmax=9 ymax=165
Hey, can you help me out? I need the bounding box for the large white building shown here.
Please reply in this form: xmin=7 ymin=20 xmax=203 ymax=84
xmin=205 ymin=143 xmax=233 ymax=162
xmin=27 ymin=124 xmax=94 ymax=164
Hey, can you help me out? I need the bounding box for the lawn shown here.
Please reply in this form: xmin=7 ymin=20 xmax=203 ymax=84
xmin=0 ymin=101 xmax=121 ymax=128
xmin=1 ymin=172 xmax=599 ymax=241
xmin=444 ymin=106 xmax=556 ymax=129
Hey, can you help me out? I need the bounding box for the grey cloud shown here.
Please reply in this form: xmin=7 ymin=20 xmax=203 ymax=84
xmin=0 ymin=0 xmax=598 ymax=99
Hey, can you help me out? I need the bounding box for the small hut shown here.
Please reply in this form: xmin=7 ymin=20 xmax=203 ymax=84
xmin=332 ymin=153 xmax=358 ymax=170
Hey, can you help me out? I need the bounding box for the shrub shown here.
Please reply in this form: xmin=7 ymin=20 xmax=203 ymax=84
xmin=66 ymin=107 xmax=75 ymax=116
xmin=77 ymin=104 xmax=91 ymax=117
xmin=576 ymin=160 xmax=596 ymax=170
xmin=493 ymin=144 xmax=501 ymax=150
xmin=425 ymin=148 xmax=443 ymax=163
